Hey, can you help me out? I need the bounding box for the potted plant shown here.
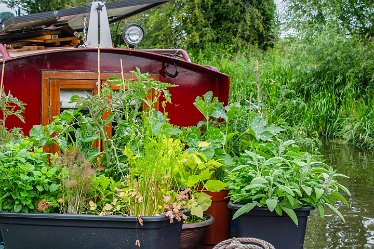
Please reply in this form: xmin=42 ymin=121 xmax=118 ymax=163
xmin=179 ymin=194 xmax=214 ymax=249
xmin=175 ymin=150 xmax=222 ymax=249
xmin=0 ymin=90 xmax=26 ymax=247
xmin=0 ymin=71 xmax=189 ymax=249
xmin=180 ymin=92 xmax=237 ymax=245
xmin=227 ymin=113 xmax=350 ymax=249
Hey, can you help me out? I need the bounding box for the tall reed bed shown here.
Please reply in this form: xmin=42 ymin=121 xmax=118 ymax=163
xmin=191 ymin=30 xmax=373 ymax=148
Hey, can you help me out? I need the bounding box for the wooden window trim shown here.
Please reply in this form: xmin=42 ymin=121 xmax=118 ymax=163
xmin=41 ymin=71 xmax=160 ymax=125
xmin=41 ymin=70 xmax=160 ymax=152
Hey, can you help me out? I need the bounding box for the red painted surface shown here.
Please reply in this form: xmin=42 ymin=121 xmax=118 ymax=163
xmin=1 ymin=48 xmax=229 ymax=134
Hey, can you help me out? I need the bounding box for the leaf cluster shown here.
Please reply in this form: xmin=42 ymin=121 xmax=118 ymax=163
xmin=0 ymin=139 xmax=61 ymax=213
xmin=228 ymin=139 xmax=351 ymax=225
xmin=0 ymin=91 xmax=25 ymax=145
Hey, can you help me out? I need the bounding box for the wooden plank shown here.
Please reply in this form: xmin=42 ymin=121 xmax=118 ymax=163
xmin=44 ymin=37 xmax=79 ymax=44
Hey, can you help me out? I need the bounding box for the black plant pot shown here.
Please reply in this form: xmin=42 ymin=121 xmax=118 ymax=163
xmin=0 ymin=231 xmax=3 ymax=247
xmin=229 ymin=202 xmax=312 ymax=249
xmin=179 ymin=214 xmax=214 ymax=249
xmin=0 ymin=212 xmax=183 ymax=249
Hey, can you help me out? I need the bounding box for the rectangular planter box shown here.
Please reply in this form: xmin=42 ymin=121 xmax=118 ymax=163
xmin=0 ymin=212 xmax=182 ymax=249
xmin=229 ymin=202 xmax=312 ymax=249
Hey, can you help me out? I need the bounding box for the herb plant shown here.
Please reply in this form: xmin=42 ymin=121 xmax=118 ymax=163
xmin=228 ymin=139 xmax=351 ymax=225
xmin=0 ymin=139 xmax=61 ymax=213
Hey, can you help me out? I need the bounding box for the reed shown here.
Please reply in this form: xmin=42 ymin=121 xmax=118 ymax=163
xmin=192 ymin=30 xmax=373 ymax=148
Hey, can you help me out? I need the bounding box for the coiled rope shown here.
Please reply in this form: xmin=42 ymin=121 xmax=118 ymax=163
xmin=213 ymin=237 xmax=275 ymax=249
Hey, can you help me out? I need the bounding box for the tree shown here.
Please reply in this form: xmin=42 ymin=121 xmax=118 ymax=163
xmin=285 ymin=0 xmax=373 ymax=38
xmin=0 ymin=0 xmax=96 ymax=14
xmin=0 ymin=11 xmax=14 ymax=23
xmin=127 ymin=0 xmax=276 ymax=50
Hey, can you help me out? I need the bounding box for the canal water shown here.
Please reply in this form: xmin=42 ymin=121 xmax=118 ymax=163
xmin=304 ymin=141 xmax=374 ymax=249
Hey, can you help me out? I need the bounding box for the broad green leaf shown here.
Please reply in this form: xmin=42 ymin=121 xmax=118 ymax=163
xmin=14 ymin=204 xmax=22 ymax=213
xmin=194 ymin=192 xmax=212 ymax=211
xmin=233 ymin=202 xmax=258 ymax=220
xmin=198 ymin=141 xmax=210 ymax=148
xmin=226 ymin=103 xmax=240 ymax=121
xmin=41 ymin=167 xmax=48 ymax=174
xmin=199 ymin=169 xmax=212 ymax=181
xmin=275 ymin=205 xmax=283 ymax=216
xmin=293 ymin=188 xmax=303 ymax=197
xmin=302 ymin=186 xmax=312 ymax=196
xmin=243 ymin=183 xmax=266 ymax=190
xmin=49 ymin=183 xmax=60 ymax=192
xmin=56 ymin=136 xmax=68 ymax=152
xmin=250 ymin=177 xmax=268 ymax=185
xmin=326 ymin=192 xmax=349 ymax=206
xmin=337 ymin=183 xmax=351 ymax=196
xmin=287 ymin=195 xmax=295 ymax=206
xmin=251 ymin=194 xmax=267 ymax=200
xmin=314 ymin=187 xmax=324 ymax=199
xmin=225 ymin=132 xmax=238 ymax=143
xmin=325 ymin=203 xmax=345 ymax=222
xmin=29 ymin=125 xmax=45 ymax=141
xmin=82 ymin=135 xmax=100 ymax=143
xmin=186 ymin=175 xmax=201 ymax=187
xmin=207 ymin=159 xmax=223 ymax=167
xmin=317 ymin=204 xmax=325 ymax=218
xmin=266 ymin=198 xmax=278 ymax=212
xmin=278 ymin=185 xmax=295 ymax=196
xmin=191 ymin=205 xmax=204 ymax=218
xmin=212 ymin=108 xmax=227 ymax=121
xmin=204 ymin=180 xmax=228 ymax=192
xmin=281 ymin=206 xmax=298 ymax=225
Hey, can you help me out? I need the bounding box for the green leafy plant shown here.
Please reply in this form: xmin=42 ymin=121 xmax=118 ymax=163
xmin=228 ymin=139 xmax=351 ymax=225
xmin=30 ymin=69 xmax=175 ymax=180
xmin=0 ymin=91 xmax=25 ymax=145
xmin=175 ymin=148 xmax=227 ymax=193
xmin=0 ymin=138 xmax=61 ymax=213
xmin=58 ymin=147 xmax=95 ymax=214
xmin=123 ymin=136 xmax=185 ymax=216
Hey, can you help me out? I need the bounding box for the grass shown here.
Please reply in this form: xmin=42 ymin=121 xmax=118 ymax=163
xmin=191 ymin=30 xmax=374 ymax=148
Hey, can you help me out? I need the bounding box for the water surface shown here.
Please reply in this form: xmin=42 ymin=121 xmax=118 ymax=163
xmin=304 ymin=141 xmax=374 ymax=249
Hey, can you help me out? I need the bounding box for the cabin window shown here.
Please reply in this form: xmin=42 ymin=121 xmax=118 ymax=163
xmin=60 ymin=90 xmax=93 ymax=110
xmin=41 ymin=71 xmax=160 ymax=152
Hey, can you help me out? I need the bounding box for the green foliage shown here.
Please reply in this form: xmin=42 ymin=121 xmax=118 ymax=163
xmin=193 ymin=29 xmax=373 ymax=148
xmin=58 ymin=147 xmax=95 ymax=214
xmin=228 ymin=139 xmax=351 ymax=225
xmin=285 ymin=0 xmax=373 ymax=38
xmin=0 ymin=11 xmax=14 ymax=23
xmin=87 ymin=137 xmax=189 ymax=218
xmin=124 ymin=136 xmax=184 ymax=216
xmin=0 ymin=0 xmax=118 ymax=14
xmin=127 ymin=0 xmax=276 ymax=50
xmin=30 ymin=69 xmax=175 ymax=180
xmin=0 ymin=139 xmax=61 ymax=213
xmin=0 ymin=91 xmax=25 ymax=145
xmin=186 ymin=192 xmax=211 ymax=219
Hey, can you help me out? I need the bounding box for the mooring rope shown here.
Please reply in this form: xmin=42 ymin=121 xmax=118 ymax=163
xmin=213 ymin=237 xmax=275 ymax=249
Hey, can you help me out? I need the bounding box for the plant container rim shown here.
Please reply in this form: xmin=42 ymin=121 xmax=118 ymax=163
xmin=228 ymin=201 xmax=314 ymax=212
xmin=182 ymin=214 xmax=214 ymax=229
xmin=0 ymin=212 xmax=175 ymax=222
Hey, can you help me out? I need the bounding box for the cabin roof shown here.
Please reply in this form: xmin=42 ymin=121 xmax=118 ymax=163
xmin=0 ymin=0 xmax=168 ymax=43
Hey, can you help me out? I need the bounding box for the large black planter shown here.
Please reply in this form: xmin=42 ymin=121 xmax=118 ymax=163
xmin=229 ymin=202 xmax=312 ymax=249
xmin=0 ymin=212 xmax=183 ymax=249
xmin=0 ymin=231 xmax=3 ymax=248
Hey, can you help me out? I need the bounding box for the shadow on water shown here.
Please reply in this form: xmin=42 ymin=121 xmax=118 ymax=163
xmin=304 ymin=140 xmax=374 ymax=249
